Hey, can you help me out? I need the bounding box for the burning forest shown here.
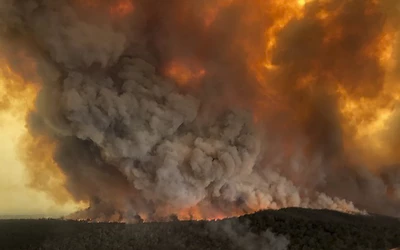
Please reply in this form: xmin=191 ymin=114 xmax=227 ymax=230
xmin=0 ymin=0 xmax=400 ymax=223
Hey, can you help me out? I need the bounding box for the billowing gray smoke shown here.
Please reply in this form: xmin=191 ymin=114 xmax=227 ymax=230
xmin=1 ymin=0 xmax=400 ymax=221
xmin=62 ymin=57 xmax=261 ymax=214
xmin=58 ymin=57 xmax=358 ymax=220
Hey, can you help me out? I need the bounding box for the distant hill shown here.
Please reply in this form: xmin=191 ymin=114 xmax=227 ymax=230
xmin=0 ymin=207 xmax=399 ymax=250
xmin=0 ymin=214 xmax=52 ymax=220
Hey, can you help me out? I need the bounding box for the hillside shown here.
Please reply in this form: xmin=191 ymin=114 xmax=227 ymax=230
xmin=0 ymin=208 xmax=399 ymax=250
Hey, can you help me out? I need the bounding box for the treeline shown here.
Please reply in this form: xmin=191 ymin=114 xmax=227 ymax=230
xmin=0 ymin=208 xmax=399 ymax=250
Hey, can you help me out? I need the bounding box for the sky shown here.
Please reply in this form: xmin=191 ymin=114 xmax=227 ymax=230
xmin=0 ymin=78 xmax=79 ymax=218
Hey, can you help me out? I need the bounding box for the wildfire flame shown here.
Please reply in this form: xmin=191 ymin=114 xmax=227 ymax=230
xmin=1 ymin=0 xmax=400 ymax=222
xmin=164 ymin=60 xmax=206 ymax=87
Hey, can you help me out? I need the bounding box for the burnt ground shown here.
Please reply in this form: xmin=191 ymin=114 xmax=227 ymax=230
xmin=0 ymin=207 xmax=399 ymax=250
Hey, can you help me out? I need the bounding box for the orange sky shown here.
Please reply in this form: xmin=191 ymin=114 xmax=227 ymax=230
xmin=0 ymin=68 xmax=82 ymax=218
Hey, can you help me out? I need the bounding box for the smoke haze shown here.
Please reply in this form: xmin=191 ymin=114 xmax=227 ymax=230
xmin=208 ymin=219 xmax=290 ymax=250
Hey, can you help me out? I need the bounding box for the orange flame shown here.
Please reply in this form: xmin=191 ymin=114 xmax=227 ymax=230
xmin=165 ymin=60 xmax=206 ymax=87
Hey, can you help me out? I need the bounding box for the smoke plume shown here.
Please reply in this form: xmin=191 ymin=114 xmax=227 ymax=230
xmin=208 ymin=219 xmax=290 ymax=250
xmin=0 ymin=0 xmax=400 ymax=221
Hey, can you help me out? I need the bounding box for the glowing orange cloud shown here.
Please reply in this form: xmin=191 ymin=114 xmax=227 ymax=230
xmin=109 ymin=0 xmax=135 ymax=18
xmin=0 ymin=54 xmax=85 ymax=216
xmin=165 ymin=60 xmax=206 ymax=87
xmin=74 ymin=0 xmax=135 ymax=18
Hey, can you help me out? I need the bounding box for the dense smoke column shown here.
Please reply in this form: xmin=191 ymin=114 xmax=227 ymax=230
xmin=0 ymin=0 xmax=399 ymax=220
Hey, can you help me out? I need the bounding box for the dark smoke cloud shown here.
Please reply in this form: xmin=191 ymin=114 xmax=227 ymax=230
xmin=0 ymin=0 xmax=399 ymax=220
